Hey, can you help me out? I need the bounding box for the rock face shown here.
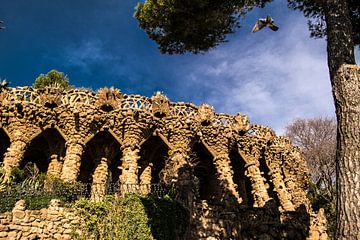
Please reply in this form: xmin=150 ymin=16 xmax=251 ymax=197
xmin=0 ymin=87 xmax=328 ymax=239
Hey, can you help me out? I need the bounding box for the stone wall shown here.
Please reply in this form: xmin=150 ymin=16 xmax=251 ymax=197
xmin=0 ymin=200 xmax=80 ymax=240
xmin=192 ymin=201 xmax=328 ymax=240
xmin=0 ymin=86 xmax=328 ymax=239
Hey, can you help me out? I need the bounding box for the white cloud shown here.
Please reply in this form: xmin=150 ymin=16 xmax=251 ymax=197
xmin=180 ymin=14 xmax=335 ymax=134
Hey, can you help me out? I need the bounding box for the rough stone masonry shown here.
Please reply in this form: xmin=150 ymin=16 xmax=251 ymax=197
xmin=0 ymin=87 xmax=328 ymax=239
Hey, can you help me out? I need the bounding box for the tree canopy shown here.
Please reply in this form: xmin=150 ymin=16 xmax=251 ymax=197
xmin=285 ymin=117 xmax=337 ymax=237
xmin=33 ymin=70 xmax=70 ymax=89
xmin=135 ymin=0 xmax=359 ymax=54
xmin=288 ymin=0 xmax=359 ymax=45
xmin=285 ymin=117 xmax=336 ymax=194
xmin=134 ymin=0 xmax=272 ymax=54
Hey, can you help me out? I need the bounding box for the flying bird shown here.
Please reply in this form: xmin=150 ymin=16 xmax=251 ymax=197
xmin=252 ymin=16 xmax=279 ymax=33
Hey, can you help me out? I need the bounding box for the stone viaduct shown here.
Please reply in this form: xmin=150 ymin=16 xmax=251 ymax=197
xmin=0 ymin=87 xmax=327 ymax=239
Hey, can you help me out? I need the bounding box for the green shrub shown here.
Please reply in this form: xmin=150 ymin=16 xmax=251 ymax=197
xmin=73 ymin=193 xmax=189 ymax=240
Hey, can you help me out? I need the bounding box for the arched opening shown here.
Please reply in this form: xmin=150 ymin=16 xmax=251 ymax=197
xmin=193 ymin=142 xmax=222 ymax=202
xmin=229 ymin=149 xmax=254 ymax=206
xmin=100 ymin=104 xmax=114 ymax=112
xmin=138 ymin=135 xmax=168 ymax=184
xmin=44 ymin=102 xmax=58 ymax=109
xmin=78 ymin=131 xmax=122 ymax=186
xmin=20 ymin=128 xmax=66 ymax=174
xmin=0 ymin=129 xmax=11 ymax=163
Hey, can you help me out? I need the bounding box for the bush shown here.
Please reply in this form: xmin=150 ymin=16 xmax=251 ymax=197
xmin=73 ymin=193 xmax=189 ymax=240
xmin=0 ymin=174 xmax=84 ymax=212
xmin=33 ymin=69 xmax=70 ymax=89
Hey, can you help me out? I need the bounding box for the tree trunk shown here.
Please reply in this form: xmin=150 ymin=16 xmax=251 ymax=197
xmin=324 ymin=0 xmax=359 ymax=238
xmin=331 ymin=65 xmax=360 ymax=239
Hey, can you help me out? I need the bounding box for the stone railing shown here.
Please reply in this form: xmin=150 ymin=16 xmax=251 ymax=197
xmin=0 ymin=87 xmax=246 ymax=128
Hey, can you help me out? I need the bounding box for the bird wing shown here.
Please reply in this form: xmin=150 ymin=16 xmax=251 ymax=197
xmin=252 ymin=20 xmax=265 ymax=33
xmin=268 ymin=23 xmax=279 ymax=31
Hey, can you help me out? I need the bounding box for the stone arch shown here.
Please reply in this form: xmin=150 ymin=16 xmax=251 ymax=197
xmin=20 ymin=128 xmax=66 ymax=173
xmin=83 ymin=129 xmax=122 ymax=147
xmin=192 ymin=141 xmax=222 ymax=202
xmin=138 ymin=135 xmax=169 ymax=185
xmin=78 ymin=131 xmax=122 ymax=185
xmin=229 ymin=148 xmax=254 ymax=206
xmin=0 ymin=128 xmax=11 ymax=163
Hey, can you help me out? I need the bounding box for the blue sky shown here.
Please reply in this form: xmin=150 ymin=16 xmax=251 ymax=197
xmin=0 ymin=1 xmax=359 ymax=133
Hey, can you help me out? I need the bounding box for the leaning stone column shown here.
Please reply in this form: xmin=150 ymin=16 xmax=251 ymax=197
xmin=162 ymin=145 xmax=190 ymax=184
xmin=168 ymin=146 xmax=196 ymax=208
xmin=265 ymin=146 xmax=295 ymax=212
xmin=118 ymin=111 xmax=147 ymax=193
xmin=162 ymin=124 xmax=195 ymax=208
xmin=279 ymin=139 xmax=310 ymax=209
xmin=213 ymin=153 xmax=242 ymax=204
xmin=46 ymin=154 xmax=63 ymax=179
xmin=44 ymin=154 xmax=64 ymax=191
xmin=119 ymin=145 xmax=140 ymax=191
xmin=61 ymin=139 xmax=84 ymax=182
xmin=2 ymin=130 xmax=27 ymax=182
xmin=139 ymin=163 xmax=152 ymax=194
xmin=91 ymin=157 xmax=109 ymax=202
xmin=196 ymin=103 xmax=242 ymax=203
xmin=238 ymin=149 xmax=270 ymax=208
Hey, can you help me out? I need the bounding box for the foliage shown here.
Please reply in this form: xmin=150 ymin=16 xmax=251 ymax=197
xmin=33 ymin=69 xmax=70 ymax=89
xmin=141 ymin=194 xmax=189 ymax=240
xmin=73 ymin=193 xmax=189 ymax=240
xmin=135 ymin=0 xmax=359 ymax=54
xmin=287 ymin=0 xmax=359 ymax=46
xmin=134 ymin=0 xmax=272 ymax=54
xmin=0 ymin=165 xmax=83 ymax=212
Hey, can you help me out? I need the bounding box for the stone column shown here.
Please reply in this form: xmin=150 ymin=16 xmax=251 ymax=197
xmin=282 ymin=147 xmax=310 ymax=209
xmin=2 ymin=130 xmax=27 ymax=182
xmin=164 ymin=127 xmax=195 ymax=208
xmin=162 ymin=147 xmax=189 ymax=184
xmin=265 ymin=147 xmax=295 ymax=212
xmin=118 ymin=115 xmax=146 ymax=193
xmin=44 ymin=154 xmax=64 ymax=191
xmin=239 ymin=149 xmax=270 ymax=208
xmin=46 ymin=154 xmax=63 ymax=179
xmin=91 ymin=157 xmax=109 ymax=202
xmin=213 ymin=153 xmax=242 ymax=204
xmin=119 ymin=145 xmax=140 ymax=193
xmin=61 ymin=139 xmax=84 ymax=182
xmin=139 ymin=163 xmax=152 ymax=194
xmin=199 ymin=124 xmax=242 ymax=203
